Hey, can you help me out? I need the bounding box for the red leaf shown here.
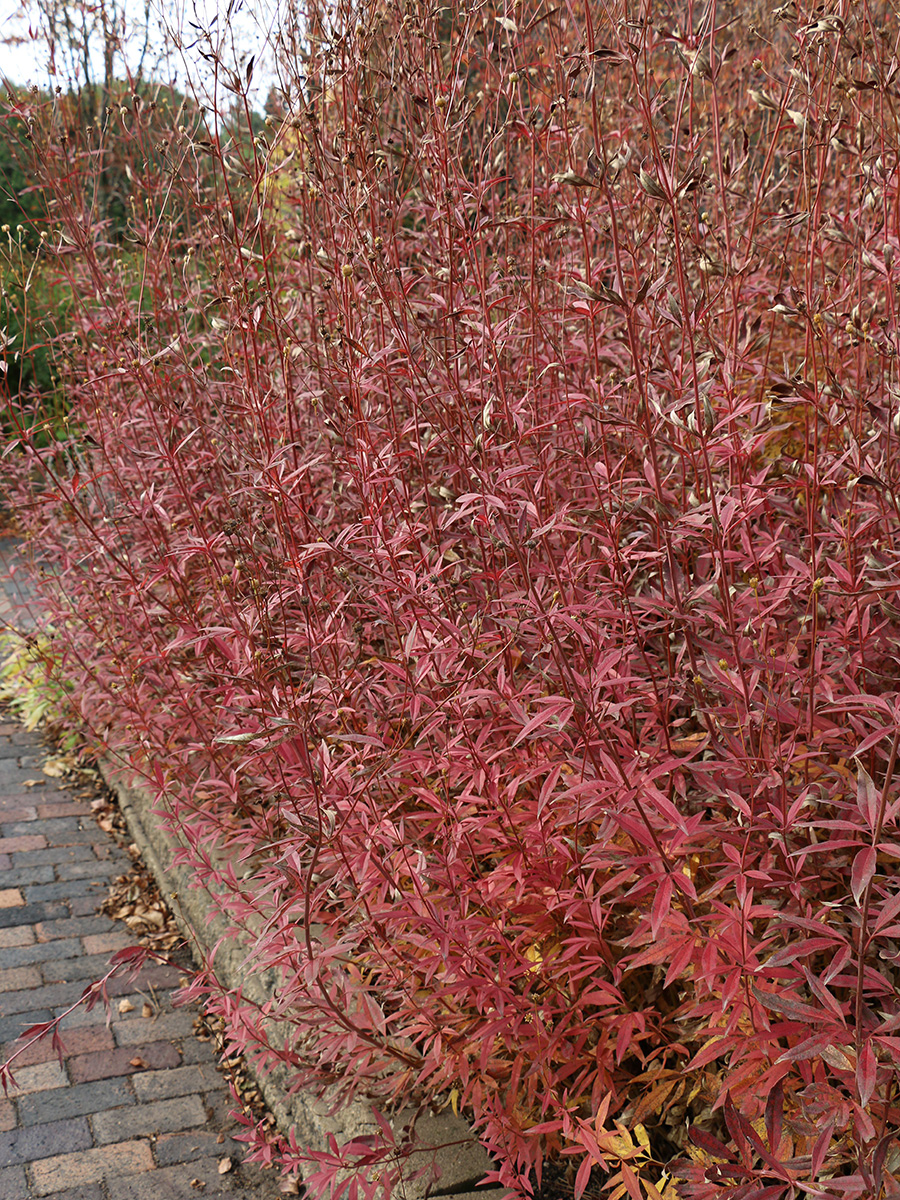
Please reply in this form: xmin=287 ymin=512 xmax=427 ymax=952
xmin=810 ymin=1120 xmax=835 ymax=1178
xmin=857 ymin=1041 xmax=877 ymax=1107
xmin=664 ymin=936 xmax=696 ymax=987
xmin=874 ymin=1132 xmax=893 ymax=1191
xmin=765 ymin=936 xmax=843 ymax=967
xmin=765 ymin=1079 xmax=783 ymax=1152
xmin=722 ymin=1092 xmax=750 ymax=1156
xmin=822 ymin=944 xmax=853 ymax=985
xmin=873 ymin=888 xmax=900 ymax=931
xmin=688 ymin=1126 xmax=733 ymax=1161
xmin=650 ymin=875 xmax=673 ymax=940
xmin=751 ymin=985 xmax=827 ymax=1023
xmin=775 ymin=1032 xmax=839 ymax=1064
xmin=573 ymin=1155 xmax=594 ymax=1200
xmin=511 ymin=701 xmax=573 ymax=747
xmin=802 ymin=967 xmax=847 ymax=1021
xmin=851 ymin=846 xmax=877 ymax=906
xmin=14 ymin=1019 xmax=56 ymax=1044
xmin=620 ymin=1161 xmax=642 ymax=1200
xmin=856 ymin=762 xmax=879 ymax=829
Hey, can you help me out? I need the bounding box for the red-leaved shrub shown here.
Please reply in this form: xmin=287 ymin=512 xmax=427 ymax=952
xmin=6 ymin=0 xmax=900 ymax=1194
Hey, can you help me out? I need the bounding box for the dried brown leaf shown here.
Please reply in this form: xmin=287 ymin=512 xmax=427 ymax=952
xmin=634 ymin=1078 xmax=680 ymax=1124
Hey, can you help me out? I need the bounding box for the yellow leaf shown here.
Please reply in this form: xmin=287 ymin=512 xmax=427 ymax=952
xmin=597 ymin=1125 xmax=640 ymax=1159
xmin=525 ymin=944 xmax=543 ymax=973
xmin=450 ymin=1088 xmax=459 ymax=1116
xmin=659 ymin=1173 xmax=679 ymax=1199
xmin=643 ymin=1172 xmax=679 ymax=1200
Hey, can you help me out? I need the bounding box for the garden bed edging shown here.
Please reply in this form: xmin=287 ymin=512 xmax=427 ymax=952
xmin=99 ymin=758 xmax=502 ymax=1200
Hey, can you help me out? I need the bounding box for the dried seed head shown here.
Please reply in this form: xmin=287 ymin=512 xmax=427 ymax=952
xmin=703 ymin=395 xmax=715 ymax=433
xmin=689 ymin=48 xmax=711 ymax=78
xmin=552 ymin=170 xmax=597 ymax=187
xmin=697 ymin=251 xmax=724 ymax=277
xmin=786 ymin=109 xmax=815 ymax=134
xmin=748 ymin=88 xmax=777 ymax=111
xmin=608 ymin=143 xmax=632 ymax=173
xmin=638 ymin=167 xmax=668 ymax=201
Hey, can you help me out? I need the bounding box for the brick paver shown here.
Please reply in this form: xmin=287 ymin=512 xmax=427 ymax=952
xmin=0 ymin=538 xmax=39 ymax=630
xmin=0 ymin=686 xmax=282 ymax=1196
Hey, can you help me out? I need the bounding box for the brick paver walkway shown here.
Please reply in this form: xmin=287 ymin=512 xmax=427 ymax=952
xmin=0 ymin=539 xmax=39 ymax=632
xmin=0 ymin=545 xmax=283 ymax=1198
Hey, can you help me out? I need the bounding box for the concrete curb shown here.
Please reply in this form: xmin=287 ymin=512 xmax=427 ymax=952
xmin=99 ymin=759 xmax=501 ymax=1200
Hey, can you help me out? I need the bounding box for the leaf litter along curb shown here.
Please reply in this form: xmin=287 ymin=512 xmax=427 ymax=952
xmin=87 ymin=758 xmax=287 ymax=1153
xmin=36 ymin=743 xmax=190 ymax=956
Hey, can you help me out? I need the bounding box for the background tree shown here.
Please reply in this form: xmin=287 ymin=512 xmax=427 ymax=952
xmin=0 ymin=91 xmax=62 ymax=422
